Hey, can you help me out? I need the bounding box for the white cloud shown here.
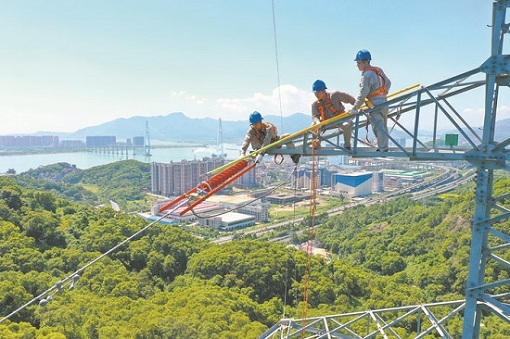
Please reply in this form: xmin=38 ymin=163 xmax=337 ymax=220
xmin=169 ymin=90 xmax=207 ymax=106
xmin=459 ymin=105 xmax=510 ymax=127
xmin=460 ymin=107 xmax=486 ymax=127
xmin=215 ymin=84 xmax=315 ymax=121
xmin=496 ymin=104 xmax=510 ymax=120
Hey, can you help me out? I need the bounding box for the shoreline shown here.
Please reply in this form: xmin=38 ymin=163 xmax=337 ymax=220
xmin=0 ymin=143 xmax=214 ymax=157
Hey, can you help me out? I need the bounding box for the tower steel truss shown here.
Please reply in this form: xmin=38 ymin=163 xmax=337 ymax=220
xmin=260 ymin=1 xmax=510 ymax=337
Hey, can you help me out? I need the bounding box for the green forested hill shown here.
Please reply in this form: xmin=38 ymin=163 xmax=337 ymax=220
xmin=1 ymin=172 xmax=509 ymax=337
xmin=317 ymin=195 xmax=472 ymax=299
xmin=316 ymin=178 xmax=510 ymax=306
xmin=14 ymin=160 xmax=152 ymax=212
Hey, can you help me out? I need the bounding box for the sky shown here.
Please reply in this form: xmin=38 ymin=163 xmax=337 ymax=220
xmin=0 ymin=0 xmax=508 ymax=135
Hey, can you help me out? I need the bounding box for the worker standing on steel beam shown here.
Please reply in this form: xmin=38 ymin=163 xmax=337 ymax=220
xmin=311 ymin=79 xmax=356 ymax=150
xmin=351 ymin=49 xmax=391 ymax=152
xmin=241 ymin=111 xmax=300 ymax=164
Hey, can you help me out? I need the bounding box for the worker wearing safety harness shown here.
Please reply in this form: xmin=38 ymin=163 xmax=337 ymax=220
xmin=351 ymin=49 xmax=392 ymax=152
xmin=311 ymin=80 xmax=355 ymax=150
xmin=241 ymin=111 xmax=300 ymax=164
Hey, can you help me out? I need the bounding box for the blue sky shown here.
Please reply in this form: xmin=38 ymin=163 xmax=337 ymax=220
xmin=0 ymin=0 xmax=507 ymax=135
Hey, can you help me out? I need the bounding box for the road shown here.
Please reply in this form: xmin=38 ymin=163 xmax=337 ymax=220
xmin=212 ymin=163 xmax=474 ymax=245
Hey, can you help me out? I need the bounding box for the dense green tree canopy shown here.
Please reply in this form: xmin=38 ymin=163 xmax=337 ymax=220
xmin=0 ymin=166 xmax=508 ymax=337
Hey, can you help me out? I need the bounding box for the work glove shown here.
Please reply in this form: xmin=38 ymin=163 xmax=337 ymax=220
xmin=312 ymin=120 xmax=322 ymax=133
xmin=255 ymin=154 xmax=264 ymax=164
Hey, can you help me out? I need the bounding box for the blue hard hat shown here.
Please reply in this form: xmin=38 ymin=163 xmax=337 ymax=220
xmin=312 ymin=80 xmax=327 ymax=92
xmin=249 ymin=111 xmax=263 ymax=124
xmin=354 ymin=49 xmax=372 ymax=61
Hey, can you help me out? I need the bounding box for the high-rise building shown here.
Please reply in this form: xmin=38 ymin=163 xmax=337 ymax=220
xmin=132 ymin=136 xmax=144 ymax=146
xmin=60 ymin=140 xmax=85 ymax=148
xmin=0 ymin=135 xmax=59 ymax=147
xmin=236 ymin=165 xmax=257 ymax=188
xmin=85 ymin=136 xmax=116 ymax=147
xmin=372 ymin=171 xmax=385 ymax=192
xmin=295 ymin=168 xmax=321 ymax=190
xmin=151 ymin=158 xmax=227 ymax=197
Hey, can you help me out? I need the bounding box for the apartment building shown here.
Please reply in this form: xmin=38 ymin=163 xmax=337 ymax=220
xmin=151 ymin=158 xmax=227 ymax=197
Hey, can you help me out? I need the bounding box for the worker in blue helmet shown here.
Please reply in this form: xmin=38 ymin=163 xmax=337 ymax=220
xmin=311 ymin=80 xmax=356 ymax=150
xmin=241 ymin=111 xmax=300 ymax=164
xmin=352 ymin=49 xmax=392 ymax=152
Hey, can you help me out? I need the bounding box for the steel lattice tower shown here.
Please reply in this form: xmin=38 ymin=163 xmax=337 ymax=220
xmin=259 ymin=1 xmax=510 ymax=337
xmin=462 ymin=1 xmax=510 ymax=337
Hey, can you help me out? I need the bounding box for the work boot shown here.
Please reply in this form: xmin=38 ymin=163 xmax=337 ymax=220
xmin=291 ymin=154 xmax=301 ymax=164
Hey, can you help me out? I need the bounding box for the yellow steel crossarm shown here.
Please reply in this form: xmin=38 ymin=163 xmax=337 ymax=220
xmin=209 ymin=83 xmax=420 ymax=175
xmin=362 ymin=83 xmax=420 ymax=109
xmin=209 ymin=113 xmax=349 ymax=174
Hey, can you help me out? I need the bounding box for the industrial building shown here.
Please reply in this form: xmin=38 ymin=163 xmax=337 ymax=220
xmin=151 ymin=197 xmax=260 ymax=230
xmin=265 ymin=192 xmax=312 ymax=205
xmin=150 ymin=200 xmax=224 ymax=223
xmin=199 ymin=212 xmax=256 ymax=231
xmin=331 ymin=172 xmax=373 ymax=198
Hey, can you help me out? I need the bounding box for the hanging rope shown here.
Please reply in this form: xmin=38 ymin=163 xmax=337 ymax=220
xmin=301 ymin=136 xmax=318 ymax=325
xmin=284 ymin=160 xmax=300 ymax=317
xmin=271 ymin=0 xmax=284 ymax=133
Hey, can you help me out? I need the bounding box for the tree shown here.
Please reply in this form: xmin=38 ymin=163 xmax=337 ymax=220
xmin=0 ymin=180 xmax=23 ymax=211
xmin=20 ymin=211 xmax=66 ymax=249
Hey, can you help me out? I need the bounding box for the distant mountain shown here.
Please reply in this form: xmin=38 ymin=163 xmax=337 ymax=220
xmin=40 ymin=112 xmax=509 ymax=144
xmin=439 ymin=118 xmax=510 ymax=143
xmin=52 ymin=112 xmax=312 ymax=143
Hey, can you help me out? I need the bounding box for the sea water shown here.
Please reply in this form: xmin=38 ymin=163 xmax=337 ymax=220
xmin=0 ymin=143 xmax=241 ymax=174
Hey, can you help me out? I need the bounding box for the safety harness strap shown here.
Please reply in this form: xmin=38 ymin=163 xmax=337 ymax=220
xmin=366 ymin=66 xmax=388 ymax=99
xmin=317 ymin=94 xmax=344 ymax=121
